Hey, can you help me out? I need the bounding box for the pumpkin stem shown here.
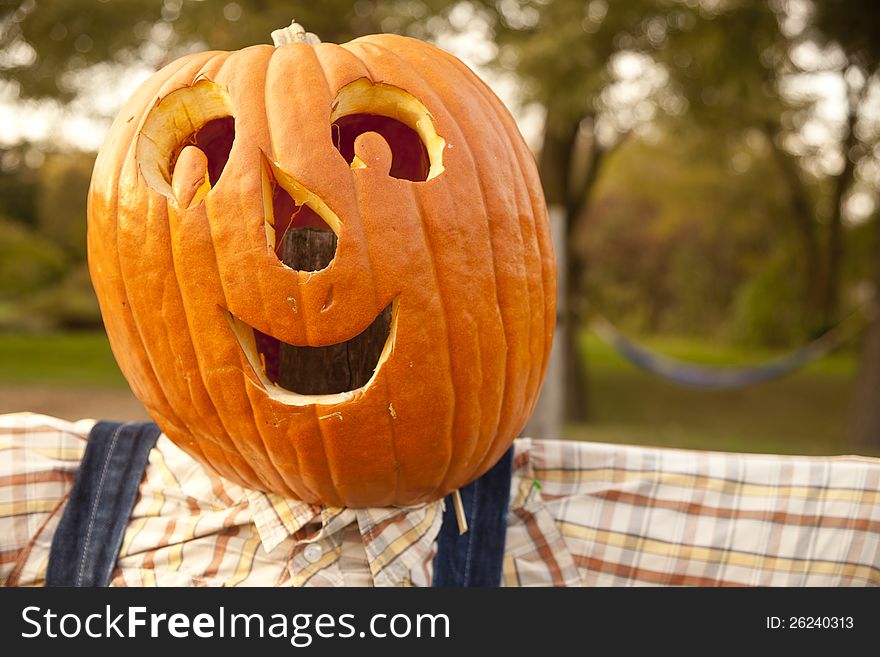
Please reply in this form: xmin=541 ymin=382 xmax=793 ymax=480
xmin=271 ymin=20 xmax=321 ymax=46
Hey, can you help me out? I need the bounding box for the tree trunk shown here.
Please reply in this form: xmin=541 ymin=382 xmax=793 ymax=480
xmin=524 ymin=206 xmax=566 ymax=439
xmin=849 ymin=220 xmax=880 ymax=451
xmin=537 ymin=116 xmax=592 ymax=421
xmin=535 ymin=113 xmax=612 ymax=423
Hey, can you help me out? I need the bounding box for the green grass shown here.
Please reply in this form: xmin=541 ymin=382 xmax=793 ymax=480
xmin=0 ymin=331 xmax=128 ymax=387
xmin=567 ymin=334 xmax=876 ymax=457
xmin=0 ymin=331 xmax=873 ymax=457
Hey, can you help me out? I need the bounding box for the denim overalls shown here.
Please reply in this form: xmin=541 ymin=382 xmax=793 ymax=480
xmin=45 ymin=422 xmax=512 ymax=587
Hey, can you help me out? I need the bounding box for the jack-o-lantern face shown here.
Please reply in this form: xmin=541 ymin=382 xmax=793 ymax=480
xmin=88 ymin=34 xmax=556 ymax=507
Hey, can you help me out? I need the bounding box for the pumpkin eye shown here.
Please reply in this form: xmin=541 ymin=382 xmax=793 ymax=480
xmin=174 ymin=115 xmax=235 ymax=187
xmin=330 ymin=78 xmax=445 ymax=182
xmin=136 ymin=79 xmax=235 ymax=204
xmin=332 ymin=114 xmax=429 ymax=182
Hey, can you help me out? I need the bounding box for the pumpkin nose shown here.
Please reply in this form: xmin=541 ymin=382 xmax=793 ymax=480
xmin=261 ymin=154 xmax=341 ymax=272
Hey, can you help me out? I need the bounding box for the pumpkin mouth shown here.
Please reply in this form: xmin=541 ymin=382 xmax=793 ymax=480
xmin=224 ymin=297 xmax=398 ymax=406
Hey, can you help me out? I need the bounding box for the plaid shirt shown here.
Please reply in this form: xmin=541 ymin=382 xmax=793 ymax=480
xmin=2 ymin=413 xmax=879 ymax=587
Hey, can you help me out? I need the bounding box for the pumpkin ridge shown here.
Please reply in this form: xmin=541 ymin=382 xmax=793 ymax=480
xmin=424 ymin=49 xmax=549 ymax=472
xmin=209 ymin=47 xmax=329 ymax=498
xmin=262 ymin=42 xmax=280 ymax=167
xmin=211 ymin=46 xmax=308 ymax=498
xmin=156 ymin=192 xmax=266 ymax=488
xmin=104 ymin=52 xmax=218 ymax=464
xmin=481 ymin=87 xmax=555 ymax=418
xmin=446 ymin=68 xmax=537 ymax=473
xmin=373 ymin=40 xmax=519 ymax=490
xmin=256 ymin=45 xmax=359 ymax=503
xmin=510 ymin=137 xmax=555 ymax=419
xmin=299 ymin=44 xmax=337 ymax=350
xmin=446 ymin=55 xmax=545 ymax=454
xmin=304 ymin=43 xmax=392 ymax=506
xmin=200 ymin=186 xmax=304 ymax=494
xmin=377 ymin=367 xmax=402 ymax=506
xmin=167 ymin=206 xmax=287 ymax=495
xmin=178 ymin=49 xmax=293 ymax=492
xmin=311 ymin=403 xmax=352 ymax=506
xmin=407 ymin=188 xmax=462 ymax=497
xmin=352 ymin=39 xmax=470 ymax=492
xmin=364 ymin=40 xmax=505 ymax=485
xmin=328 ymin=47 xmax=446 ymax=500
xmin=286 ymin=44 xmax=354 ymax=506
xmin=365 ymin=40 xmax=507 ymax=488
xmin=238 ymin=374 xmax=310 ymax=500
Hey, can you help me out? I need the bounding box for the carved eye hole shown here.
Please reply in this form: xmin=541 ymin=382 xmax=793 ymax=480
xmin=178 ymin=115 xmax=235 ymax=186
xmin=330 ymin=78 xmax=445 ymax=183
xmin=136 ymin=79 xmax=235 ymax=206
xmin=332 ymin=114 xmax=429 ymax=182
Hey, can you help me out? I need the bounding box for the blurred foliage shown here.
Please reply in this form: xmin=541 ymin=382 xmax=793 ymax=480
xmin=581 ymin=124 xmax=818 ymax=345
xmin=0 ymin=0 xmax=398 ymax=100
xmin=0 ymin=0 xmax=877 ymax=350
xmin=0 ymin=218 xmax=66 ymax=299
xmin=0 ymin=150 xmax=98 ymax=330
xmin=0 ymin=158 xmax=38 ymax=227
xmin=813 ymin=0 xmax=880 ymax=67
xmin=731 ymin=248 xmax=813 ymax=347
xmin=20 ymin=264 xmax=103 ymax=331
xmin=36 ymin=152 xmax=94 ymax=260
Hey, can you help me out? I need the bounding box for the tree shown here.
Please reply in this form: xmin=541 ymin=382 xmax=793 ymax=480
xmin=440 ymin=0 xmax=667 ymax=421
xmin=0 ymin=1 xmax=395 ymax=100
xmin=810 ymin=0 xmax=880 ymax=449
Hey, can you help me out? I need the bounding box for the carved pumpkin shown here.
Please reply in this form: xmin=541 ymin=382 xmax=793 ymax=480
xmin=88 ymin=29 xmax=556 ymax=507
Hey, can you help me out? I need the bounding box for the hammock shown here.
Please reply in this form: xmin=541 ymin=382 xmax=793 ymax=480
xmin=589 ymin=306 xmax=871 ymax=390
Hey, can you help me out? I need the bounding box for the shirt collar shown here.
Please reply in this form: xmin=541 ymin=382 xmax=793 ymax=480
xmin=247 ymin=490 xmax=323 ymax=553
xmin=246 ymin=490 xmax=444 ymax=565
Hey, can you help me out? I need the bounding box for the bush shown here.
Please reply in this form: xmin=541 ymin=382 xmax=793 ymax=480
xmin=36 ymin=152 xmax=95 ymax=261
xmin=0 ymin=219 xmax=67 ymax=299
xmin=731 ymin=249 xmax=810 ymax=348
xmin=20 ymin=265 xmax=104 ymax=330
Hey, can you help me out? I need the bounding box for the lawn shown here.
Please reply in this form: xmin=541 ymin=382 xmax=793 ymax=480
xmin=570 ymin=333 xmax=874 ymax=457
xmin=0 ymin=330 xmax=873 ymax=457
xmin=0 ymin=331 xmax=129 ymax=388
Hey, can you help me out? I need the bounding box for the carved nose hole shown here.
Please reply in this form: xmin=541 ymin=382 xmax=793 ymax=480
xmin=271 ymin=183 xmax=337 ymax=272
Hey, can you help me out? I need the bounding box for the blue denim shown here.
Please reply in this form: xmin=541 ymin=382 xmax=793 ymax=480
xmin=431 ymin=447 xmax=513 ymax=587
xmin=46 ymin=421 xmax=513 ymax=587
xmin=45 ymin=421 xmax=161 ymax=587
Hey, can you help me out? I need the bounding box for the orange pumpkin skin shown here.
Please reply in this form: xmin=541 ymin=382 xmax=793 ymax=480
xmin=88 ymin=33 xmax=556 ymax=507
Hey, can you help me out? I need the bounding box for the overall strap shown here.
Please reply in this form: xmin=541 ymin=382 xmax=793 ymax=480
xmin=46 ymin=421 xmax=161 ymax=587
xmin=432 ymin=447 xmax=514 ymax=587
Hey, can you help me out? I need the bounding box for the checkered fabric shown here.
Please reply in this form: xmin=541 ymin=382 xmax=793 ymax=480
xmin=2 ymin=413 xmax=878 ymax=586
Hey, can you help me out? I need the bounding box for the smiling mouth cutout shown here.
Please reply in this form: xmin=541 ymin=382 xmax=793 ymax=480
xmin=224 ymin=156 xmax=398 ymax=406
xmin=225 ymin=300 xmax=396 ymax=406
